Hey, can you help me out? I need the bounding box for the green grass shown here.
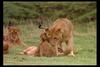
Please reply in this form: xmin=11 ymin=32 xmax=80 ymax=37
xmin=3 ymin=22 xmax=96 ymax=65
xmin=3 ymin=2 xmax=96 ymax=25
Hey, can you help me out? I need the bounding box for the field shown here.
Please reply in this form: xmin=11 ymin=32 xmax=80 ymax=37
xmin=3 ymin=21 xmax=96 ymax=65
xmin=3 ymin=2 xmax=96 ymax=65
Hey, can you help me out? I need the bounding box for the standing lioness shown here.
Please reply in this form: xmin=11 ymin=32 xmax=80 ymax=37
xmin=39 ymin=18 xmax=75 ymax=56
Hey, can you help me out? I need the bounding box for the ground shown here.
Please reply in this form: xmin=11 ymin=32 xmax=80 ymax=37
xmin=3 ymin=22 xmax=96 ymax=65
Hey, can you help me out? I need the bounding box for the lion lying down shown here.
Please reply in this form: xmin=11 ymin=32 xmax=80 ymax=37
xmin=20 ymin=31 xmax=64 ymax=57
xmin=3 ymin=25 xmax=27 ymax=54
xmin=20 ymin=37 xmax=64 ymax=57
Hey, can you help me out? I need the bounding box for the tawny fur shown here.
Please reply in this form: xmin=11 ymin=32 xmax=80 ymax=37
xmin=41 ymin=18 xmax=75 ymax=56
xmin=34 ymin=31 xmax=63 ymax=57
xmin=3 ymin=41 xmax=10 ymax=54
xmin=3 ymin=34 xmax=11 ymax=54
xmin=36 ymin=41 xmax=57 ymax=57
xmin=19 ymin=32 xmax=60 ymax=57
xmin=6 ymin=26 xmax=26 ymax=47
xmin=3 ymin=26 xmax=26 ymax=54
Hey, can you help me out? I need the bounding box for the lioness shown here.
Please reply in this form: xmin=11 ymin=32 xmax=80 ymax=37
xmin=19 ymin=31 xmax=63 ymax=57
xmin=39 ymin=18 xmax=75 ymax=56
xmin=34 ymin=32 xmax=57 ymax=57
xmin=6 ymin=26 xmax=26 ymax=47
xmin=35 ymin=30 xmax=64 ymax=57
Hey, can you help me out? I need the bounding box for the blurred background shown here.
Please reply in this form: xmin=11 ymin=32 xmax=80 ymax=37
xmin=3 ymin=2 xmax=96 ymax=26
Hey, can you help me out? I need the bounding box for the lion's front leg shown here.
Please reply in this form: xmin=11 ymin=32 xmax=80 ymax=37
xmin=65 ymin=35 xmax=75 ymax=57
xmin=55 ymin=45 xmax=59 ymax=56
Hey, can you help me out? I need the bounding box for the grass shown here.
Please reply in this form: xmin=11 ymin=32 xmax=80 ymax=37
xmin=3 ymin=22 xmax=96 ymax=65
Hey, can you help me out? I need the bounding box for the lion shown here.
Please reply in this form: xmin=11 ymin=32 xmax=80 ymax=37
xmin=39 ymin=18 xmax=75 ymax=57
xmin=6 ymin=26 xmax=27 ymax=47
xmin=35 ymin=31 xmax=64 ymax=57
xmin=3 ymin=25 xmax=27 ymax=54
xmin=19 ymin=41 xmax=57 ymax=57
xmin=19 ymin=31 xmax=63 ymax=57
xmin=37 ymin=41 xmax=56 ymax=57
